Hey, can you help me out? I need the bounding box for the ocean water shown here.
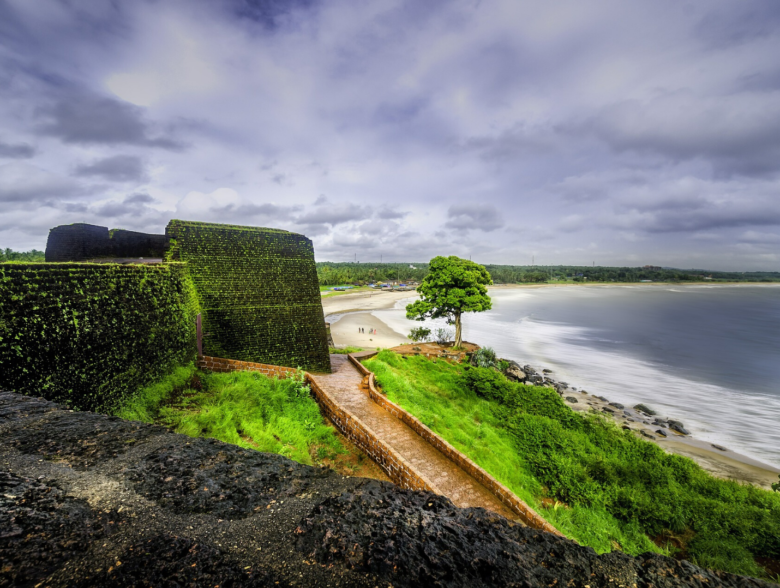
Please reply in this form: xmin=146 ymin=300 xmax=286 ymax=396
xmin=373 ymin=285 xmax=780 ymax=469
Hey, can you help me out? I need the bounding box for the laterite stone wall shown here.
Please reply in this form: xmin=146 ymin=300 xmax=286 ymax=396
xmin=45 ymin=223 xmax=168 ymax=262
xmin=306 ymin=375 xmax=435 ymax=493
xmin=197 ymin=355 xmax=297 ymax=379
xmin=0 ymin=263 xmax=199 ymax=412
xmin=166 ymin=220 xmax=330 ymax=373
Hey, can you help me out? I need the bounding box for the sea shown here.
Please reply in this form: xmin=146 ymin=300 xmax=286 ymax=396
xmin=373 ymin=285 xmax=780 ymax=469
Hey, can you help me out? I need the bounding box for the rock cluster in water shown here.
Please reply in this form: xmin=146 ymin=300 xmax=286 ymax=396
xmin=0 ymin=390 xmax=767 ymax=588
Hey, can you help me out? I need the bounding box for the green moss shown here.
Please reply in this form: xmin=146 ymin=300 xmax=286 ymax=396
xmin=166 ymin=220 xmax=330 ymax=372
xmin=0 ymin=262 xmax=200 ymax=413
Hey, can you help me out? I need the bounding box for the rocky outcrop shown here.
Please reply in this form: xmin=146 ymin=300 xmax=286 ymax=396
xmin=0 ymin=391 xmax=771 ymax=588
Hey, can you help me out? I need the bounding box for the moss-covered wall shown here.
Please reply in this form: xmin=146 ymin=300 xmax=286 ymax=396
xmin=0 ymin=263 xmax=199 ymax=412
xmin=45 ymin=223 xmax=168 ymax=262
xmin=165 ymin=220 xmax=330 ymax=372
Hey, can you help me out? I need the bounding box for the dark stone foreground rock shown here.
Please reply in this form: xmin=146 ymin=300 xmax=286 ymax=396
xmin=0 ymin=391 xmax=771 ymax=588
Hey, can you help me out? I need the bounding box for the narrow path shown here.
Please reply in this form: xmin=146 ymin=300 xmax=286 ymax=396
xmin=309 ymin=355 xmax=520 ymax=521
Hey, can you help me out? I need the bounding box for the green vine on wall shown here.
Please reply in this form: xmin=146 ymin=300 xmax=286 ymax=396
xmin=165 ymin=220 xmax=330 ymax=372
xmin=0 ymin=262 xmax=200 ymax=413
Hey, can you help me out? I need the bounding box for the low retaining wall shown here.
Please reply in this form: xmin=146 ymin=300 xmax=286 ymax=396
xmin=198 ymin=354 xmax=440 ymax=495
xmin=198 ymin=352 xmax=560 ymax=535
xmin=197 ymin=355 xmax=297 ymax=378
xmin=306 ymin=375 xmax=441 ymax=495
xmin=349 ymin=352 xmax=562 ymax=536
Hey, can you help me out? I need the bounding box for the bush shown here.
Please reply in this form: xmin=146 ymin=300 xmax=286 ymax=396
xmin=472 ymin=347 xmax=497 ymax=368
xmin=433 ymin=327 xmax=453 ymax=344
xmin=409 ymin=326 xmax=431 ymax=342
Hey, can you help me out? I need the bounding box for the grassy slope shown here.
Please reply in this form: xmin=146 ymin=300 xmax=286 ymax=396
xmin=116 ymin=364 xmax=344 ymax=465
xmin=363 ymin=351 xmax=780 ymax=580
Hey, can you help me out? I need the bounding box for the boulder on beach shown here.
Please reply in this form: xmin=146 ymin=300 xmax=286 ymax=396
xmin=634 ymin=404 xmax=657 ymax=416
xmin=656 ymin=429 xmax=668 ymax=437
xmin=712 ymin=444 xmax=728 ymax=452
xmin=609 ymin=402 xmax=625 ymax=409
xmin=565 ymin=396 xmax=579 ymax=403
xmin=669 ymin=422 xmax=690 ymax=435
xmin=505 ymin=365 xmax=526 ymax=382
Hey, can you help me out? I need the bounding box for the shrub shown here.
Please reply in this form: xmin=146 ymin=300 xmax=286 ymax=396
xmin=472 ymin=346 xmax=497 ymax=368
xmin=409 ymin=326 xmax=431 ymax=342
xmin=433 ymin=327 xmax=453 ymax=344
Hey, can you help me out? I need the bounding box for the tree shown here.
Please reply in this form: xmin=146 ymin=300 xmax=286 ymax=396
xmin=405 ymin=256 xmax=492 ymax=348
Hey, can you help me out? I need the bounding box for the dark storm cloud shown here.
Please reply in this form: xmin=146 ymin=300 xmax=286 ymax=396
xmin=621 ymin=205 xmax=780 ymax=234
xmin=228 ymin=0 xmax=318 ymax=28
xmin=0 ymin=162 xmax=81 ymax=203
xmin=376 ymin=206 xmax=408 ymax=220
xmin=581 ymin=93 xmax=780 ymax=177
xmin=694 ymin=1 xmax=780 ymax=49
xmin=36 ymin=92 xmax=182 ymax=149
xmin=296 ymin=202 xmax=373 ymax=226
xmin=212 ymin=202 xmax=302 ymax=220
xmin=0 ymin=141 xmax=35 ymax=159
xmin=124 ymin=193 xmax=156 ymax=205
xmin=444 ymin=204 xmax=503 ymax=232
xmin=74 ymin=155 xmax=149 ymax=183
xmin=92 ymin=193 xmax=162 ymax=219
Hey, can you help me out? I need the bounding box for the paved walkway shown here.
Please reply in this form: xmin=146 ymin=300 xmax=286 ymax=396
xmin=309 ymin=355 xmax=520 ymax=521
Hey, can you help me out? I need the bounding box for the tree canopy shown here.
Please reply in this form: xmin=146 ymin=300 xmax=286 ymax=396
xmin=405 ymin=256 xmax=493 ymax=347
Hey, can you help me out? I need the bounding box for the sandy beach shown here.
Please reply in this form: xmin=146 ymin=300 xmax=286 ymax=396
xmin=324 ymin=289 xmax=416 ymax=349
xmin=321 ymin=286 xmax=780 ymax=490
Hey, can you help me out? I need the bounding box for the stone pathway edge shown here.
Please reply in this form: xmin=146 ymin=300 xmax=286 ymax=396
xmin=305 ymin=372 xmax=446 ymax=496
xmin=195 ymin=352 xmax=562 ymax=536
xmin=348 ymin=351 xmax=563 ymax=537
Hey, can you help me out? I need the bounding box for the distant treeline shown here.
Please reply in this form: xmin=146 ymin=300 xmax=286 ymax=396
xmin=3 ymin=250 xmax=777 ymax=284
xmin=0 ymin=248 xmax=45 ymax=262
xmin=316 ymin=262 xmax=780 ymax=285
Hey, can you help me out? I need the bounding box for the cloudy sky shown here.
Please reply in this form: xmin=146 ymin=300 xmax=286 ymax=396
xmin=1 ymin=0 xmax=780 ymax=269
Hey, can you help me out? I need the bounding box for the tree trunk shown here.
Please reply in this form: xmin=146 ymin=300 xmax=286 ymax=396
xmin=454 ymin=313 xmax=462 ymax=348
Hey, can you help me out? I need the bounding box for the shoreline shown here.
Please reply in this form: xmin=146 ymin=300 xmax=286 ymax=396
xmin=322 ymin=289 xmax=780 ymax=491
xmin=489 ymin=282 xmax=780 ymax=289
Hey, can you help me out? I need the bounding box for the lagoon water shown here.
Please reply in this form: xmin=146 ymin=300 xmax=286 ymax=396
xmin=374 ymin=285 xmax=780 ymax=469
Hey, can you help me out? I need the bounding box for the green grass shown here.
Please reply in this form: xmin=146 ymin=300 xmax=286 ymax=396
xmin=363 ymin=351 xmax=780 ymax=579
xmin=116 ymin=365 xmax=343 ymax=465
xmin=329 ymin=346 xmax=364 ymax=354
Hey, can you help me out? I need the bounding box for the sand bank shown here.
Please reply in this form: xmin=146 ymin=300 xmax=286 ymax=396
xmin=324 ymin=289 xmax=416 ymax=349
xmin=328 ymin=311 xmax=410 ymax=349
xmin=322 ymin=289 xmax=416 ymax=314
